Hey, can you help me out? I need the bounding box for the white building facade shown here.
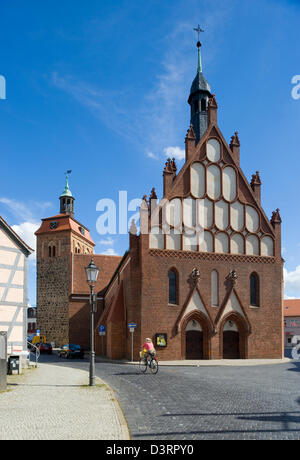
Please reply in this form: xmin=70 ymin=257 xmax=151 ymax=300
xmin=0 ymin=217 xmax=33 ymax=363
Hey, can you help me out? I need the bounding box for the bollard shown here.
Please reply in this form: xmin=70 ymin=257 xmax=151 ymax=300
xmin=0 ymin=332 xmax=7 ymax=391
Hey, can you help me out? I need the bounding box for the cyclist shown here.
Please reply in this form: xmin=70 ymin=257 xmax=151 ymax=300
xmin=141 ymin=337 xmax=156 ymax=362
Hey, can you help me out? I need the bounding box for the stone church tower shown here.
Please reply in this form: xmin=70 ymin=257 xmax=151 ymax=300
xmin=35 ymin=175 xmax=95 ymax=345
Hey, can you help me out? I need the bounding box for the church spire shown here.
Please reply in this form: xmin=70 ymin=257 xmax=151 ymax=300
xmin=188 ymin=25 xmax=212 ymax=144
xmin=59 ymin=171 xmax=75 ymax=217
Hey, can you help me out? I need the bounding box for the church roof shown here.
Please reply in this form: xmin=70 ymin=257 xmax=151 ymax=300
xmin=284 ymin=299 xmax=300 ymax=317
xmin=71 ymin=253 xmax=123 ymax=295
xmin=35 ymin=213 xmax=95 ymax=246
xmin=190 ymin=71 xmax=211 ymax=96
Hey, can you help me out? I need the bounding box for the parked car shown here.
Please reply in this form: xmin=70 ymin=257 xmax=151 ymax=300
xmin=58 ymin=344 xmax=85 ymax=359
xmin=39 ymin=343 xmax=53 ymax=355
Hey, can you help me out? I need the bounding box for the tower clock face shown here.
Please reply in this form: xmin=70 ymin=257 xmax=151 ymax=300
xmin=50 ymin=221 xmax=58 ymax=230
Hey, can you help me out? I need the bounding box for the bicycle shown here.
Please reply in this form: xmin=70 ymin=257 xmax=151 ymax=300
xmin=139 ymin=352 xmax=159 ymax=375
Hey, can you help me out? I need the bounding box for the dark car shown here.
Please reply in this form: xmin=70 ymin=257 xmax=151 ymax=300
xmin=39 ymin=343 xmax=53 ymax=355
xmin=58 ymin=344 xmax=85 ymax=359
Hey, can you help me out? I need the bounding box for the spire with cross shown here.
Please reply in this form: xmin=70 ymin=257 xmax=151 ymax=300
xmin=193 ymin=24 xmax=204 ymax=73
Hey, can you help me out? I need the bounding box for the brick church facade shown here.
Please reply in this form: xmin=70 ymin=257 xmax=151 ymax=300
xmin=36 ymin=40 xmax=284 ymax=360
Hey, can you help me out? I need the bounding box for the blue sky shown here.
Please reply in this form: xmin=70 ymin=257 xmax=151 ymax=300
xmin=0 ymin=0 xmax=300 ymax=304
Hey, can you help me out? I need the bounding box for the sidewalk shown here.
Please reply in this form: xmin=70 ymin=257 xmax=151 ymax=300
xmin=0 ymin=362 xmax=130 ymax=440
xmin=96 ymin=356 xmax=291 ymax=366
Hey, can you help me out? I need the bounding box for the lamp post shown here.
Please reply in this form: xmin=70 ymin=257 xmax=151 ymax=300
xmin=85 ymin=259 xmax=100 ymax=387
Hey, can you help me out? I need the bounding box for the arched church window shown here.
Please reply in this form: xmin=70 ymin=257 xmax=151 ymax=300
xmin=194 ymin=101 xmax=199 ymax=113
xmin=201 ymin=98 xmax=206 ymax=111
xmin=250 ymin=273 xmax=259 ymax=307
xmin=168 ymin=269 xmax=178 ymax=305
xmin=49 ymin=246 xmax=52 ymax=258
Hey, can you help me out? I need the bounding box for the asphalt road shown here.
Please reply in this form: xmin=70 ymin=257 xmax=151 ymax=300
xmin=39 ymin=353 xmax=300 ymax=440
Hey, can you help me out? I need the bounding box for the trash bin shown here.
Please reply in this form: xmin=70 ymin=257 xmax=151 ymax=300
xmin=7 ymin=356 xmax=20 ymax=375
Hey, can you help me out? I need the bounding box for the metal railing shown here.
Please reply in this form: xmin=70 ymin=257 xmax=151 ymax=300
xmin=27 ymin=341 xmax=40 ymax=368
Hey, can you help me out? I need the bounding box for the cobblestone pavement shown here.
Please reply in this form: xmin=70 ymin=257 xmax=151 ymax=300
xmin=39 ymin=355 xmax=300 ymax=440
xmin=0 ymin=361 xmax=129 ymax=440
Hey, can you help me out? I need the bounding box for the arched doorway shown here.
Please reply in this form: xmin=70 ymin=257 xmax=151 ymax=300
xmin=185 ymin=320 xmax=203 ymax=359
xmin=223 ymin=320 xmax=240 ymax=359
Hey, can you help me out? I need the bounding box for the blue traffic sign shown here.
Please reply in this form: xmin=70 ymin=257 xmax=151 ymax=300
xmin=99 ymin=325 xmax=106 ymax=333
xmin=128 ymin=323 xmax=137 ymax=329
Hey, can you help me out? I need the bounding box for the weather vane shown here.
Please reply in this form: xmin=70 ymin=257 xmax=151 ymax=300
xmin=65 ymin=170 xmax=72 ymax=179
xmin=194 ymin=24 xmax=204 ymax=42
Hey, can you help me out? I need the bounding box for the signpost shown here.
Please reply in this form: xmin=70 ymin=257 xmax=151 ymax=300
xmin=98 ymin=325 xmax=106 ymax=356
xmin=128 ymin=323 xmax=137 ymax=362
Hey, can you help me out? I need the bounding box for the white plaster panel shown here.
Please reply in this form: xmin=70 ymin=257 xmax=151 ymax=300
xmin=261 ymin=236 xmax=274 ymax=257
xmin=0 ymin=250 xmax=17 ymax=265
xmin=199 ymin=231 xmax=213 ymax=253
xmin=211 ymin=270 xmax=219 ymax=307
xmin=150 ymin=227 xmax=164 ymax=249
xmin=223 ymin=320 xmax=238 ymax=332
xmin=12 ymin=270 xmax=24 ymax=286
xmin=231 ymin=233 xmax=244 ymax=255
xmin=191 ymin=163 xmax=205 ymax=198
xmin=230 ymin=201 xmax=244 ymax=231
xmin=165 ymin=198 xmax=182 ymax=228
xmin=246 ymin=234 xmax=259 ymax=255
xmin=0 ymin=229 xmax=16 ymax=248
xmin=223 ymin=167 xmax=237 ymax=202
xmin=207 ymin=165 xmax=221 ymax=200
xmin=246 ymin=206 xmax=259 ymax=232
xmin=183 ymin=198 xmax=196 ymax=229
xmin=207 ymin=139 xmax=221 ymax=162
xmin=0 ymin=268 xmax=10 ymax=284
xmin=185 ymin=291 xmax=207 ymax=318
xmin=6 ymin=288 xmax=23 ymax=303
xmin=215 ymin=200 xmax=229 ymax=230
xmin=186 ymin=320 xmax=202 ymax=332
xmin=215 ymin=232 xmax=229 ymax=254
xmin=183 ymin=233 xmax=197 ymax=252
xmin=166 ymin=229 xmax=181 ymax=250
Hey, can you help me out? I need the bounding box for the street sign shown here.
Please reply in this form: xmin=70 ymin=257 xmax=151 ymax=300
xmin=98 ymin=325 xmax=106 ymax=336
xmin=128 ymin=323 xmax=137 ymax=329
xmin=128 ymin=323 xmax=136 ymax=363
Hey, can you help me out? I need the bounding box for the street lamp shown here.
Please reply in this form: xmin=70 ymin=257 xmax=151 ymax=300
xmin=85 ymin=259 xmax=100 ymax=386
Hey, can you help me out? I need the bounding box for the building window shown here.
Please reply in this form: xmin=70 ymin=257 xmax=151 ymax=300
xmin=201 ymin=98 xmax=206 ymax=111
xmin=211 ymin=270 xmax=219 ymax=307
xmin=194 ymin=101 xmax=199 ymax=113
xmin=48 ymin=245 xmax=56 ymax=258
xmin=250 ymin=273 xmax=259 ymax=307
xmin=168 ymin=269 xmax=178 ymax=305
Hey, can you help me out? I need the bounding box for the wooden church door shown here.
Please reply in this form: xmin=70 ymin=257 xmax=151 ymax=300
xmin=223 ymin=331 xmax=240 ymax=359
xmin=186 ymin=330 xmax=203 ymax=359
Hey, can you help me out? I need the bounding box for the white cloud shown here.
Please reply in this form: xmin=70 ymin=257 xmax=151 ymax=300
xmin=163 ymin=146 xmax=185 ymax=161
xmin=284 ymin=266 xmax=300 ymax=298
xmin=146 ymin=151 xmax=159 ymax=160
xmin=98 ymin=237 xmax=114 ymax=246
xmin=11 ymin=221 xmax=39 ymax=259
xmin=101 ymin=248 xmax=118 ymax=256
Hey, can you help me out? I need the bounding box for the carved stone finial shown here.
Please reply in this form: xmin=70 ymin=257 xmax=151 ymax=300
xmin=149 ymin=188 xmax=157 ymax=200
xmin=186 ymin=124 xmax=196 ymax=140
xmin=208 ymin=93 xmax=218 ymax=108
xmin=230 ymin=131 xmax=240 ymax=148
xmin=226 ymin=270 xmax=238 ymax=288
xmin=271 ymin=208 xmax=282 ymax=225
xmin=129 ymin=219 xmax=137 ymax=235
xmin=251 ymin=171 xmax=262 ymax=187
xmin=189 ymin=268 xmax=201 ymax=286
xmin=171 ymin=158 xmax=177 ymax=173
